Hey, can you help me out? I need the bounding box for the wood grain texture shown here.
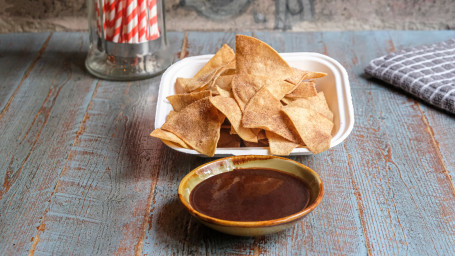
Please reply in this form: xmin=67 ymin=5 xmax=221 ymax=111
xmin=252 ymin=32 xmax=368 ymax=255
xmin=0 ymin=32 xmax=51 ymax=115
xmin=384 ymin=31 xmax=455 ymax=182
xmin=326 ymin=31 xmax=455 ymax=255
xmin=0 ymin=31 xmax=454 ymax=256
xmin=27 ymin=32 xmax=185 ymax=256
xmin=0 ymin=32 xmax=98 ymax=255
xmin=141 ymin=31 xmax=259 ymax=256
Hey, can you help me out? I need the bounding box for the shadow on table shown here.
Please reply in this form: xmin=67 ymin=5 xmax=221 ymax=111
xmin=152 ymin=191 xmax=294 ymax=254
xmin=154 ymin=197 xmax=264 ymax=249
xmin=361 ymin=73 xmax=454 ymax=116
xmin=0 ymin=50 xmax=91 ymax=82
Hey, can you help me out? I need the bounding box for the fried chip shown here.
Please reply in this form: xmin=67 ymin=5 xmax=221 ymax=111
xmin=235 ymin=35 xmax=315 ymax=85
xmin=195 ymin=44 xmax=235 ymax=78
xmin=215 ymin=75 xmax=234 ymax=97
xmin=218 ymin=129 xmax=241 ymax=148
xmin=166 ymin=91 xmax=211 ymax=112
xmin=150 ymin=129 xmax=190 ymax=149
xmin=243 ymin=139 xmax=269 ymax=147
xmin=257 ymin=129 xmax=267 ymax=140
xmin=286 ymin=80 xmax=317 ymax=99
xmin=266 ymin=131 xmax=300 ymax=156
xmin=204 ymin=60 xmax=236 ymax=95
xmin=175 ymin=72 xmax=215 ymax=94
xmin=282 ymin=103 xmax=333 ymax=154
xmin=175 ymin=44 xmax=235 ymax=93
xmin=232 ymin=74 xmax=297 ymax=110
xmin=288 ymin=68 xmax=327 ymax=85
xmin=231 ymin=75 xmax=259 ymax=110
xmin=161 ymin=97 xmax=225 ymax=156
xmin=209 ymin=96 xmax=258 ymax=142
xmin=308 ymin=92 xmax=334 ymax=122
xmin=236 ymin=35 xmax=291 ymax=78
xmin=285 ymin=92 xmax=334 ymax=122
xmin=242 ymin=87 xmax=302 ymax=143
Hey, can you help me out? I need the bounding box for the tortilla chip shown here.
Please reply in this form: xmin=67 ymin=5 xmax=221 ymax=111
xmin=242 ymin=87 xmax=302 ymax=143
xmin=285 ymin=92 xmax=334 ymax=122
xmin=281 ymin=97 xmax=292 ymax=105
xmin=215 ymin=75 xmax=234 ymax=97
xmin=286 ymin=80 xmax=317 ymax=99
xmin=209 ymin=96 xmax=258 ymax=143
xmin=161 ymin=97 xmax=225 ymax=156
xmin=175 ymin=72 xmax=216 ymax=93
xmin=218 ymin=129 xmax=241 ymax=147
xmin=150 ymin=129 xmax=190 ymax=149
xmin=175 ymin=44 xmax=235 ymax=93
xmin=232 ymin=74 xmax=297 ymax=110
xmin=166 ymin=91 xmax=211 ymax=112
xmin=282 ymin=103 xmax=333 ymax=154
xmin=231 ymin=75 xmax=259 ymax=110
xmin=257 ymin=130 xmax=267 ymax=140
xmin=266 ymin=131 xmax=300 ymax=155
xmin=243 ymin=139 xmax=269 ymax=147
xmin=308 ymin=92 xmax=334 ymax=122
xmin=162 ymin=140 xmax=187 ymax=149
xmin=195 ymin=44 xmax=235 ymax=78
xmin=287 ymin=68 xmax=327 ymax=85
xmin=236 ymin=35 xmax=290 ymax=78
xmin=203 ymin=60 xmax=236 ymax=95
xmin=236 ymin=35 xmax=317 ymax=85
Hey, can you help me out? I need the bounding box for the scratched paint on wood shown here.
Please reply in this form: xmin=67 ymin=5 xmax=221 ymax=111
xmin=0 ymin=32 xmax=97 ymax=255
xmin=0 ymin=32 xmax=50 ymax=113
xmin=328 ymin=31 xmax=455 ymax=255
xmin=251 ymin=32 xmax=367 ymax=255
xmin=0 ymin=31 xmax=454 ymax=256
xmin=27 ymin=32 xmax=184 ymax=255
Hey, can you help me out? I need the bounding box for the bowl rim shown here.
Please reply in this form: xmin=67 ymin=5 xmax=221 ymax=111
xmin=178 ymin=155 xmax=324 ymax=228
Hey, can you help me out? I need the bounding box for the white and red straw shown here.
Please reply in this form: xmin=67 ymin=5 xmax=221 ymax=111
xmin=96 ymin=0 xmax=160 ymax=43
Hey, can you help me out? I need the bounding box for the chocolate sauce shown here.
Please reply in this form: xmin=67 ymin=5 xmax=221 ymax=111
xmin=190 ymin=168 xmax=311 ymax=221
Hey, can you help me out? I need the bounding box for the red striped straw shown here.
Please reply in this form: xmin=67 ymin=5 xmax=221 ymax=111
xmin=105 ymin=0 xmax=116 ymax=41
xmin=148 ymin=0 xmax=159 ymax=40
xmin=138 ymin=0 xmax=147 ymax=42
xmin=97 ymin=0 xmax=159 ymax=43
xmin=113 ymin=0 xmax=123 ymax=43
xmin=124 ymin=0 xmax=135 ymax=43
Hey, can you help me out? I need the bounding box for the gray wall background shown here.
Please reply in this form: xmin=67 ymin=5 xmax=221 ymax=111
xmin=1 ymin=0 xmax=454 ymax=33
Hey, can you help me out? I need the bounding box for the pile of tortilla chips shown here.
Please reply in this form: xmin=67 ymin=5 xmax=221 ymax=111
xmin=151 ymin=35 xmax=334 ymax=157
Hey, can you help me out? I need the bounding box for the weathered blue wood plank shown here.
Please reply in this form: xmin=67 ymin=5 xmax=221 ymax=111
xmin=141 ymin=31 xmax=254 ymax=256
xmin=0 ymin=32 xmax=97 ymax=255
xmin=0 ymin=32 xmax=50 ymax=114
xmin=384 ymin=31 xmax=455 ymax=183
xmin=248 ymin=31 xmax=367 ymax=255
xmin=141 ymin=31 xmax=455 ymax=255
xmin=326 ymin=30 xmax=455 ymax=255
xmin=1 ymin=31 xmax=454 ymax=256
xmin=30 ymin=32 xmax=185 ymax=256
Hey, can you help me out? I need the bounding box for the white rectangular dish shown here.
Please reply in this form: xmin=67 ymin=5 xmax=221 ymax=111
xmin=154 ymin=52 xmax=354 ymax=156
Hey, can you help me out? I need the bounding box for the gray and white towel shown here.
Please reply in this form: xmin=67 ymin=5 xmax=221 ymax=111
xmin=365 ymin=39 xmax=455 ymax=114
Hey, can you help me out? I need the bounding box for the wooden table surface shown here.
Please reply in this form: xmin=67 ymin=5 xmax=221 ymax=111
xmin=0 ymin=31 xmax=454 ymax=256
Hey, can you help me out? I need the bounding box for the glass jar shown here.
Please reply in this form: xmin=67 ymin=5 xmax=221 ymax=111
xmin=85 ymin=0 xmax=172 ymax=80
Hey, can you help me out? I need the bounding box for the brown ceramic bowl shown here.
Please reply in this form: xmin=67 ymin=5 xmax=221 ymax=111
xmin=178 ymin=155 xmax=324 ymax=236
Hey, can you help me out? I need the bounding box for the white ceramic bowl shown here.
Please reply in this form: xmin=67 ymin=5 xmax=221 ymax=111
xmin=155 ymin=52 xmax=354 ymax=156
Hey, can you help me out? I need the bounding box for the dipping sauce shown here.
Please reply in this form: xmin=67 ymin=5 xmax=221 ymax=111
xmin=190 ymin=168 xmax=311 ymax=221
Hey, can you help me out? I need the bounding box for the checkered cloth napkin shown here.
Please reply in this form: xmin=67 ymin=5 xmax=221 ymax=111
xmin=365 ymin=39 xmax=455 ymax=114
